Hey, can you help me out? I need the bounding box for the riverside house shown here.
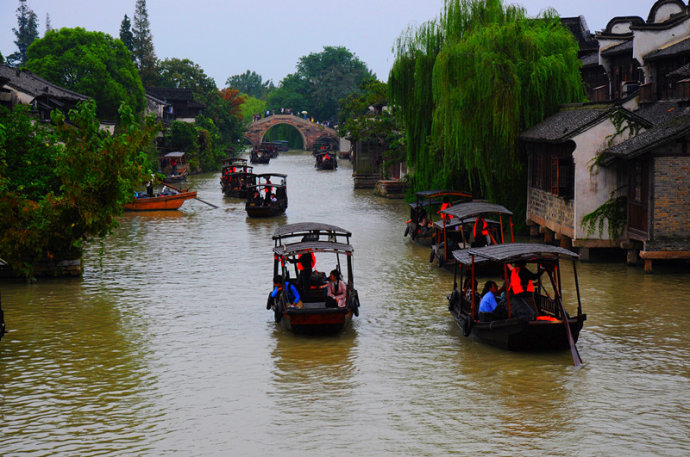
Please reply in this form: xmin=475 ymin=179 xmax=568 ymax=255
xmin=521 ymin=0 xmax=690 ymax=272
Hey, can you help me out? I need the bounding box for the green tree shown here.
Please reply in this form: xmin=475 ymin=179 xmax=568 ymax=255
xmin=390 ymin=0 xmax=584 ymax=212
xmin=0 ymin=51 xmax=4 ymax=64
xmin=24 ymin=27 xmax=145 ymax=120
xmin=0 ymin=101 xmax=160 ymax=276
xmin=132 ymin=0 xmax=157 ymax=86
xmin=156 ymin=57 xmax=217 ymax=93
xmin=119 ymin=14 xmax=134 ymax=56
xmin=239 ymin=94 xmax=266 ymax=123
xmin=226 ymin=70 xmax=274 ymax=99
xmin=267 ymin=46 xmax=374 ymax=122
xmin=7 ymin=0 xmax=39 ymax=67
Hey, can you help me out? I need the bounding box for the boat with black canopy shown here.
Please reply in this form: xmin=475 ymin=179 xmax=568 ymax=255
xmin=446 ymin=243 xmax=586 ymax=364
xmin=404 ymin=190 xmax=472 ymax=246
xmin=220 ymin=158 xmax=255 ymax=198
xmin=245 ymin=173 xmax=287 ymax=217
xmin=314 ymin=151 xmax=337 ymax=170
xmin=250 ymin=146 xmax=271 ymax=164
xmin=267 ymin=222 xmax=360 ymax=333
xmin=430 ymin=201 xmax=514 ymax=271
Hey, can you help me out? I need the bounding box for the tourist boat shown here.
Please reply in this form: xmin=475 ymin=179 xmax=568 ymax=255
xmin=245 ymin=173 xmax=288 ymax=217
xmin=447 ymin=243 xmax=586 ymax=363
xmin=124 ymin=188 xmax=197 ymax=211
xmin=404 ymin=190 xmax=472 ymax=246
xmin=260 ymin=141 xmax=281 ymax=158
xmin=250 ymin=147 xmax=271 ymax=164
xmin=267 ymin=222 xmax=360 ymax=333
xmin=220 ymin=158 xmax=255 ymax=197
xmin=314 ymin=151 xmax=337 ymax=170
xmin=272 ymin=140 xmax=289 ymax=152
xmin=160 ymin=151 xmax=189 ymax=182
xmin=430 ymin=201 xmax=514 ymax=271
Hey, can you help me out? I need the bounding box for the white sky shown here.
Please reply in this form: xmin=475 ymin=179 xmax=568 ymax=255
xmin=0 ymin=0 xmax=659 ymax=87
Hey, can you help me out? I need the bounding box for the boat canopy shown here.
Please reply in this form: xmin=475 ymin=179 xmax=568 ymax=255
xmin=452 ymin=243 xmax=578 ymax=265
xmin=274 ymin=241 xmax=354 ymax=256
xmin=247 ymin=183 xmax=285 ymax=190
xmin=164 ymin=151 xmax=186 ymax=159
xmin=256 ymin=173 xmax=288 ymax=179
xmin=441 ymin=201 xmax=512 ymax=220
xmin=414 ymin=190 xmax=472 ymax=199
xmin=273 ymin=222 xmax=351 ymax=239
xmin=221 ymin=157 xmax=247 ymax=164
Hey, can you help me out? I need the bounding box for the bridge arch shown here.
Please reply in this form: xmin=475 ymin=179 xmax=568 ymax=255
xmin=245 ymin=114 xmax=339 ymax=151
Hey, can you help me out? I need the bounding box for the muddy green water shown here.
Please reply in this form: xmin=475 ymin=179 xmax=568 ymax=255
xmin=1 ymin=150 xmax=688 ymax=456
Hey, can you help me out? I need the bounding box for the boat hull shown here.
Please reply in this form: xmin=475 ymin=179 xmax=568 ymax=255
xmin=452 ymin=308 xmax=586 ymax=351
xmin=283 ymin=307 xmax=352 ymax=334
xmin=245 ymin=202 xmax=285 ymax=217
xmin=124 ymin=191 xmax=197 ymax=211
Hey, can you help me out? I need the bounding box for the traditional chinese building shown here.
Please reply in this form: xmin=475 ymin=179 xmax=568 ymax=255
xmin=521 ymin=0 xmax=690 ymax=272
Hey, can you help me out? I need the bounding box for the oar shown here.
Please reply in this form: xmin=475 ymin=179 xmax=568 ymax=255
xmin=159 ymin=180 xmax=219 ymax=209
xmin=546 ymin=269 xmax=582 ymax=366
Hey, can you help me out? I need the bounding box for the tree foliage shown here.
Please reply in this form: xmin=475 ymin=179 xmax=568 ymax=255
xmin=155 ymin=58 xmax=246 ymax=169
xmin=267 ymin=46 xmax=375 ymax=122
xmin=226 ymin=70 xmax=274 ymax=99
xmin=132 ymin=0 xmax=157 ymax=86
xmin=239 ymin=94 xmax=266 ymax=123
xmin=7 ymin=0 xmax=39 ymax=67
xmin=0 ymin=101 xmax=160 ymax=276
xmin=390 ymin=0 xmax=585 ymax=211
xmin=24 ymin=27 xmax=146 ymax=119
xmin=119 ymin=14 xmax=134 ymax=56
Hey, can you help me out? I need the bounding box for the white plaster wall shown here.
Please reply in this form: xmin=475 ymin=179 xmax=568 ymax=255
xmin=339 ymin=137 xmax=351 ymax=153
xmin=633 ymin=17 xmax=690 ymax=74
xmin=571 ymin=118 xmax=638 ymax=240
xmin=598 ymin=38 xmax=627 ymax=75
xmin=611 ymin=22 xmax=634 ymax=34
xmin=651 ymin=3 xmax=685 ymax=23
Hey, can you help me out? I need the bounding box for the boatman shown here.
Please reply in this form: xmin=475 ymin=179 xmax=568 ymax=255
xmin=473 ymin=216 xmax=491 ymax=246
xmin=271 ymin=275 xmax=302 ymax=308
xmin=508 ymin=260 xmax=543 ymax=317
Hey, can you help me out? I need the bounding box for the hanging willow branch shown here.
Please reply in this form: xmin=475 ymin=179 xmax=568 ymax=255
xmin=389 ymin=0 xmax=585 ymax=209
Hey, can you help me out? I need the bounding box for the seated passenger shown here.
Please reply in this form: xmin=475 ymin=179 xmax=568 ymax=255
xmin=325 ymin=269 xmax=347 ymax=308
xmin=270 ymin=274 xmax=302 ymax=308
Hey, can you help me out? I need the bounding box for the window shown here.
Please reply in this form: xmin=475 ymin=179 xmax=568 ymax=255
xmin=530 ymin=146 xmax=574 ymax=199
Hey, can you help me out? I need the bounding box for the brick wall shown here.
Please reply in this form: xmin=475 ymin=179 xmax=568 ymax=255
xmin=648 ymin=156 xmax=690 ymax=250
xmin=527 ymin=187 xmax=574 ymax=237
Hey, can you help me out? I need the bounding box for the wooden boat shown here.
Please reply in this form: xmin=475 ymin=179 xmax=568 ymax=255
xmin=404 ymin=190 xmax=472 ymax=246
xmin=430 ymin=201 xmax=514 ymax=272
xmin=250 ymin=147 xmax=271 ymax=164
xmin=447 ymin=243 xmax=586 ymax=363
xmin=124 ymin=190 xmax=197 ymax=211
xmin=220 ymin=158 xmax=255 ymax=197
xmin=267 ymin=222 xmax=360 ymax=333
xmin=160 ymin=151 xmax=189 ymax=182
xmin=245 ymin=173 xmax=287 ymax=217
xmin=260 ymin=141 xmax=281 ymax=158
xmin=314 ymin=151 xmax=337 ymax=170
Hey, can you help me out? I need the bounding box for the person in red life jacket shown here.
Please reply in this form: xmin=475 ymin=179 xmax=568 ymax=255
xmin=472 ymin=216 xmax=491 ymax=247
xmin=508 ymin=260 xmax=543 ymax=317
xmin=292 ymin=252 xmax=316 ymax=293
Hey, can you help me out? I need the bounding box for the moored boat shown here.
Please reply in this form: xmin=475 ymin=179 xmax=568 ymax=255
xmin=404 ymin=190 xmax=472 ymax=246
xmin=160 ymin=151 xmax=189 ymax=182
xmin=267 ymin=222 xmax=360 ymax=333
xmin=220 ymin=158 xmax=255 ymax=197
xmin=447 ymin=243 xmax=586 ymax=363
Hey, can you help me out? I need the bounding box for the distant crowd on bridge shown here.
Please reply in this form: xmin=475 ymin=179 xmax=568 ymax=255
xmin=252 ymin=109 xmax=335 ymax=129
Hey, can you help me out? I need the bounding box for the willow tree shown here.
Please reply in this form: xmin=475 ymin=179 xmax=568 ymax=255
xmin=390 ymin=0 xmax=585 ymax=212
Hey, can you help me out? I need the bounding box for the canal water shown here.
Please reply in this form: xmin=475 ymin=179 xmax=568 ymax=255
xmin=1 ymin=150 xmax=688 ymax=456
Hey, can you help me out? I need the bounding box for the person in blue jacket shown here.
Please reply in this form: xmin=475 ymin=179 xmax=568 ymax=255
xmin=271 ymin=274 xmax=302 ymax=308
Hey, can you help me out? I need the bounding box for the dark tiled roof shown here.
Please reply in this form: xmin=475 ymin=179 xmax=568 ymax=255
xmin=581 ymin=52 xmax=600 ymax=68
xmin=520 ymin=106 xmax=613 ymax=142
xmin=600 ymin=39 xmax=633 ymax=57
xmin=146 ymin=87 xmax=195 ymax=102
xmin=634 ymin=101 xmax=690 ymax=124
xmin=0 ymin=64 xmax=88 ymax=101
xmin=667 ymin=62 xmax=690 ymax=80
xmin=600 ymin=114 xmax=690 ymax=164
xmin=561 ymin=17 xmax=599 ymax=54
xmin=645 ymin=36 xmax=690 ymax=61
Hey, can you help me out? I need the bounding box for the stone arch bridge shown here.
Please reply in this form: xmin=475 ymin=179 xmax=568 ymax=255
xmin=245 ymin=114 xmax=339 ymax=150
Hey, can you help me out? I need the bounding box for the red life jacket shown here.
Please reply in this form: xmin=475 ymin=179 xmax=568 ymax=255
xmin=438 ymin=202 xmax=453 ymax=219
xmin=473 ymin=217 xmax=488 ymax=237
xmin=296 ymin=252 xmax=316 ymax=271
xmin=510 ymin=267 xmax=534 ymax=295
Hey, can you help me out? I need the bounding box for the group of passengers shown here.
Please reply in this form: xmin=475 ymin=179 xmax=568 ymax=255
xmin=270 ymin=252 xmax=347 ymax=309
xmin=464 ymin=260 xmax=547 ymax=321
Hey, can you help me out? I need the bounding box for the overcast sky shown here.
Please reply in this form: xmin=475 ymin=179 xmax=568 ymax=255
xmin=1 ymin=0 xmax=659 ymax=88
